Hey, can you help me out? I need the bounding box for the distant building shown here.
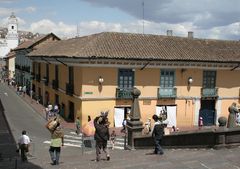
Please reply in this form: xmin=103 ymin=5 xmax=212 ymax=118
xmin=14 ymin=33 xmax=60 ymax=96
xmin=0 ymin=13 xmax=19 ymax=67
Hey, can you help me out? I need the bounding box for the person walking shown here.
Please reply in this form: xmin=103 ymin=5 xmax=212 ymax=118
xmin=46 ymin=120 xmax=64 ymax=165
xmin=152 ymin=114 xmax=164 ymax=155
xmin=110 ymin=130 xmax=116 ymax=150
xmin=94 ymin=112 xmax=110 ymax=162
xmin=75 ymin=117 xmax=81 ymax=135
xmin=18 ymin=130 xmax=31 ymax=162
xmin=121 ymin=118 xmax=127 ymax=133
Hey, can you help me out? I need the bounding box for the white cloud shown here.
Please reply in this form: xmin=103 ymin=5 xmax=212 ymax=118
xmin=23 ymin=18 xmax=240 ymax=40
xmin=29 ymin=19 xmax=76 ymax=38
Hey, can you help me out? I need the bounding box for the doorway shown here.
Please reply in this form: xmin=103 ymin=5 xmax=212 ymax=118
xmin=68 ymin=101 xmax=74 ymax=122
xmin=199 ymin=99 xmax=216 ymax=126
xmin=114 ymin=107 xmax=131 ymax=127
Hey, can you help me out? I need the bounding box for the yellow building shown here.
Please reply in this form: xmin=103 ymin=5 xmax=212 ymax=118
xmin=28 ymin=32 xmax=240 ymax=128
xmin=4 ymin=51 xmax=16 ymax=80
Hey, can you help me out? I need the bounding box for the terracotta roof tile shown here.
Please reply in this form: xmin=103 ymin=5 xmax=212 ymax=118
xmin=14 ymin=33 xmax=60 ymax=51
xmin=28 ymin=32 xmax=240 ymax=63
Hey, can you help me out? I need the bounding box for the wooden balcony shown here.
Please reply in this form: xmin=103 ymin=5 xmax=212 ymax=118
xmin=116 ymin=88 xmax=133 ymax=99
xmin=201 ymin=88 xmax=218 ymax=98
xmin=158 ymin=87 xmax=177 ymax=99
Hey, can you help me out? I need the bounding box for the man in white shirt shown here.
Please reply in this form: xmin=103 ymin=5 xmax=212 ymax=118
xmin=18 ymin=130 xmax=30 ymax=162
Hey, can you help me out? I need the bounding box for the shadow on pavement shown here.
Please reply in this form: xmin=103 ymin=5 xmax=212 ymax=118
xmin=0 ymin=99 xmax=44 ymax=169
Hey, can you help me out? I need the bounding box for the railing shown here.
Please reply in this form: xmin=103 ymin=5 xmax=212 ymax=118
xmin=201 ymin=88 xmax=218 ymax=98
xmin=52 ymin=80 xmax=59 ymax=90
xmin=66 ymin=83 xmax=74 ymax=96
xmin=157 ymin=87 xmax=177 ymax=98
xmin=116 ymin=88 xmax=133 ymax=99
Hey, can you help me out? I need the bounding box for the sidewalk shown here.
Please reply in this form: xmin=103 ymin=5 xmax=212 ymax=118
xmin=9 ymin=85 xmax=126 ymax=136
xmin=9 ymin=85 xmax=75 ymax=129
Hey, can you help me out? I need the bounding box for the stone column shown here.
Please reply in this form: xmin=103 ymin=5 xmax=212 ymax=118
xmin=126 ymin=88 xmax=143 ymax=150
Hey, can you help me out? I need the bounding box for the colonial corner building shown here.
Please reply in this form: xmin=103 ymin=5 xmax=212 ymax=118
xmin=25 ymin=32 xmax=240 ymax=128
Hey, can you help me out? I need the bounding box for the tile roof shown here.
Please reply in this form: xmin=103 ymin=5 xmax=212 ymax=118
xmin=28 ymin=32 xmax=240 ymax=63
xmin=14 ymin=33 xmax=60 ymax=51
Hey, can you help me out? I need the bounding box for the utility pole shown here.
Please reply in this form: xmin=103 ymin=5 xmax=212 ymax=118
xmin=142 ymin=1 xmax=145 ymax=34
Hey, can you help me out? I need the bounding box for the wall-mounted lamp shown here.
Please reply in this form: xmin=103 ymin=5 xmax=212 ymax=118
xmin=188 ymin=77 xmax=193 ymax=85
xmin=98 ymin=76 xmax=104 ymax=84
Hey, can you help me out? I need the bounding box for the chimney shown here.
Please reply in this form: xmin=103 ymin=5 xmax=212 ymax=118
xmin=188 ymin=31 xmax=194 ymax=38
xmin=167 ymin=30 xmax=173 ymax=36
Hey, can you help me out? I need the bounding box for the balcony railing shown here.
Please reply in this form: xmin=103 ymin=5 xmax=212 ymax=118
xmin=116 ymin=88 xmax=133 ymax=99
xmin=158 ymin=87 xmax=177 ymax=99
xmin=201 ymin=88 xmax=218 ymax=98
xmin=52 ymin=80 xmax=59 ymax=90
xmin=66 ymin=83 xmax=74 ymax=96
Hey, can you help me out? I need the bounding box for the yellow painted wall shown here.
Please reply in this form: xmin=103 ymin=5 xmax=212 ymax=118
xmin=74 ymin=67 xmax=82 ymax=96
xmin=217 ymin=70 xmax=240 ymax=97
xmin=176 ymin=69 xmax=202 ymax=97
xmin=81 ymin=67 xmax=117 ymax=97
xmin=32 ymin=63 xmax=240 ymax=128
xmin=81 ymin=100 xmax=115 ymax=127
xmin=59 ymin=64 xmax=68 ymax=91
xmin=135 ymin=69 xmax=159 ymax=97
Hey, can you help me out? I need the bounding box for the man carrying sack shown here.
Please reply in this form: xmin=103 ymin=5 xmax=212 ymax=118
xmin=45 ymin=117 xmax=64 ymax=165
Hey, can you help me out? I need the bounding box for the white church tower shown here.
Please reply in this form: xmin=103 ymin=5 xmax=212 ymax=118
xmin=6 ymin=12 xmax=19 ymax=50
xmin=0 ymin=13 xmax=19 ymax=59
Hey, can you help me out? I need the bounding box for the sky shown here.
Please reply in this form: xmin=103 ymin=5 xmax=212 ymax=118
xmin=0 ymin=0 xmax=240 ymax=40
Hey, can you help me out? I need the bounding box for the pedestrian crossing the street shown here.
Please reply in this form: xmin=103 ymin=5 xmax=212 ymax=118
xmin=43 ymin=131 xmax=126 ymax=150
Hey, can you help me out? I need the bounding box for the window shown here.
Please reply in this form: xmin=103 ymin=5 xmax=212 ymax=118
xmin=55 ymin=65 xmax=58 ymax=81
xmin=38 ymin=63 xmax=41 ymax=75
xmin=12 ymin=26 xmax=14 ymax=29
xmin=32 ymin=62 xmax=36 ymax=74
xmin=46 ymin=64 xmax=49 ymax=82
xmin=118 ymin=69 xmax=134 ymax=88
xmin=69 ymin=66 xmax=74 ymax=84
xmin=160 ymin=70 xmax=175 ymax=88
xmin=55 ymin=94 xmax=59 ymax=105
xmin=203 ymin=71 xmax=216 ymax=88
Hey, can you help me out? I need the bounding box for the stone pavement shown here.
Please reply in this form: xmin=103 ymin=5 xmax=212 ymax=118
xmin=0 ymin=99 xmax=19 ymax=169
xmin=9 ymin=145 xmax=240 ymax=169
